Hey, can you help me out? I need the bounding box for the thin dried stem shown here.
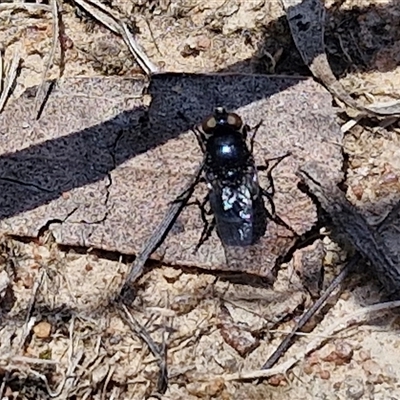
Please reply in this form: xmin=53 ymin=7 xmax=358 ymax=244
xmin=120 ymin=22 xmax=158 ymax=75
xmin=0 ymin=3 xmax=51 ymax=12
xmin=18 ymin=270 xmax=45 ymax=349
xmin=72 ymin=0 xmax=158 ymax=75
xmin=0 ymin=48 xmax=3 ymax=96
xmin=0 ymin=45 xmax=21 ymax=113
xmin=261 ymin=255 xmax=358 ymax=370
xmin=33 ymin=0 xmax=60 ymax=119
xmin=0 ymin=355 xmax=58 ymax=366
xmin=117 ymin=304 xmax=168 ymax=394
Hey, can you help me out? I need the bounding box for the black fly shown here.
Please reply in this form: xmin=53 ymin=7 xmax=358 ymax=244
xmin=192 ymin=107 xmax=292 ymax=255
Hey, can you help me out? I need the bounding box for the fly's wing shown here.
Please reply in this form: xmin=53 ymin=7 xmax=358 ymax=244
xmin=209 ymin=170 xmax=263 ymax=246
xmin=209 ymin=189 xmax=252 ymax=247
xmin=222 ymin=198 xmax=274 ymax=279
xmin=209 ymin=172 xmax=273 ymax=279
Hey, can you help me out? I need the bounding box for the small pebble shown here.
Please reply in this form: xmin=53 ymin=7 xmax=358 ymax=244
xmin=268 ymin=374 xmax=286 ymax=387
xmin=358 ymin=350 xmax=371 ymax=362
xmin=345 ymin=377 xmax=365 ymax=400
xmin=196 ymin=35 xmax=211 ymax=51
xmin=319 ymin=370 xmax=331 ymax=380
xmin=33 ymin=321 xmax=52 ymax=339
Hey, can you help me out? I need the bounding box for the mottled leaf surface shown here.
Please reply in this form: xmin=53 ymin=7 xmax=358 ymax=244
xmin=0 ymin=74 xmax=343 ymax=276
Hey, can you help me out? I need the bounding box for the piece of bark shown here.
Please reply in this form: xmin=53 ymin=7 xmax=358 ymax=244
xmin=218 ymin=304 xmax=260 ymax=357
xmin=0 ymin=74 xmax=343 ymax=277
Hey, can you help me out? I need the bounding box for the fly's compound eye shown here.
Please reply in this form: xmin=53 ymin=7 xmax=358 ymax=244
xmin=227 ymin=113 xmax=243 ymax=130
xmin=201 ymin=115 xmax=217 ymax=134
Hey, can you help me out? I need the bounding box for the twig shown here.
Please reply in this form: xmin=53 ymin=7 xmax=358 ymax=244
xmin=101 ymin=365 xmax=116 ymax=400
xmin=221 ymin=298 xmax=400 ymax=381
xmin=0 ymin=3 xmax=51 ymax=12
xmin=340 ymin=116 xmax=363 ymax=134
xmin=59 ymin=316 xmax=77 ymax=397
xmin=73 ymin=0 xmax=120 ymax=34
xmin=120 ymin=22 xmax=158 ymax=75
xmin=157 ymin=300 xmax=172 ymax=395
xmin=0 ymin=355 xmax=58 ymax=365
xmin=0 ymin=48 xmax=3 ymax=96
xmin=0 ymin=371 xmax=9 ymax=400
xmin=261 ymin=254 xmax=359 ymax=370
xmin=0 ymin=45 xmax=21 ymax=113
xmin=33 ymin=0 xmax=60 ymax=120
xmin=143 ymin=18 xmax=162 ymax=56
xmin=30 ymin=369 xmax=69 ymax=398
xmin=72 ymin=0 xmax=158 ymax=75
xmin=18 ymin=270 xmax=45 ymax=349
xmin=117 ymin=304 xmax=168 ymax=394
xmin=117 ymin=161 xmax=205 ymax=299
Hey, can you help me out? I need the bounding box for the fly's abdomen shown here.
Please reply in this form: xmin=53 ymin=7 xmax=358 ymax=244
xmin=209 ymin=177 xmax=264 ymax=246
xmin=209 ymin=190 xmax=254 ymax=246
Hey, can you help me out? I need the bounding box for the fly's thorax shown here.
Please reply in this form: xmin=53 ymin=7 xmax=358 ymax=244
xmin=204 ymin=128 xmax=251 ymax=171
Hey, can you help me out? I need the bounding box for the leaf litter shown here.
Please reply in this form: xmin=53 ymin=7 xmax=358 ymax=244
xmin=0 ymin=74 xmax=344 ymax=397
xmin=1 ymin=0 xmax=400 ymax=398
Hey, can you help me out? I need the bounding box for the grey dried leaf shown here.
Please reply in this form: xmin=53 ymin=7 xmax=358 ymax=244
xmin=0 ymin=74 xmax=342 ymax=278
xmin=298 ymin=161 xmax=400 ymax=296
xmin=282 ymin=0 xmax=400 ymax=117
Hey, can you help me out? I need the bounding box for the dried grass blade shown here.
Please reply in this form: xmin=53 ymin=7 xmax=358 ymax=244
xmin=0 ymin=46 xmax=21 ymax=113
xmin=33 ymin=0 xmax=60 ymax=119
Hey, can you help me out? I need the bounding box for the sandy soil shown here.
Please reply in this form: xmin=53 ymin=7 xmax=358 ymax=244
xmin=1 ymin=0 xmax=400 ymax=399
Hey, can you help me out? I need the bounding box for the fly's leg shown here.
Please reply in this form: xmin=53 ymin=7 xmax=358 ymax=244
xmin=171 ymin=175 xmax=206 ymax=205
xmin=257 ymin=152 xmax=291 ymax=197
xmin=258 ymin=152 xmax=296 ymax=234
xmin=194 ymin=217 xmax=216 ymax=253
xmin=261 ymin=188 xmax=296 ymax=234
xmin=248 ymin=120 xmax=263 ymax=154
xmin=187 ymin=193 xmax=216 ymax=253
xmin=186 ymin=194 xmax=210 ymax=225
xmin=192 ymin=125 xmax=207 ymax=153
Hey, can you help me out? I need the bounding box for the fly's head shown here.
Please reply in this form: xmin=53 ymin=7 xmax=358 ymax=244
xmin=194 ymin=107 xmax=247 ymax=152
xmin=194 ymin=108 xmax=253 ymax=183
